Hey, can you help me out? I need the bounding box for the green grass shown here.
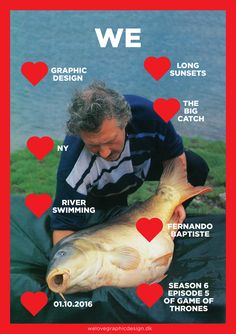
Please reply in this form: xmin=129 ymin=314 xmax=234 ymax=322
xmin=11 ymin=140 xmax=62 ymax=196
xmin=11 ymin=137 xmax=225 ymax=215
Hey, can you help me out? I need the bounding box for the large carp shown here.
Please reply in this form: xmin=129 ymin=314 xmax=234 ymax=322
xmin=46 ymin=158 xmax=211 ymax=295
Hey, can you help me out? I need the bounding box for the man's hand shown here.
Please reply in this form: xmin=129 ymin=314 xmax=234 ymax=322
xmin=163 ymin=152 xmax=187 ymax=169
xmin=168 ymin=204 xmax=186 ymax=239
xmin=171 ymin=204 xmax=186 ymax=225
xmin=53 ymin=230 xmax=75 ymax=245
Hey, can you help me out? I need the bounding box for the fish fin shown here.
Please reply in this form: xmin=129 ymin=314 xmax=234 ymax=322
xmin=152 ymin=252 xmax=173 ymax=266
xmin=158 ymin=157 xmax=212 ymax=204
xmin=149 ymin=274 xmax=167 ymax=284
xmin=110 ymin=246 xmax=140 ymax=270
xmin=59 ymin=293 xmax=66 ymax=301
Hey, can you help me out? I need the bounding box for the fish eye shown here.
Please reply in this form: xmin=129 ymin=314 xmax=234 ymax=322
xmin=57 ymin=250 xmax=66 ymax=257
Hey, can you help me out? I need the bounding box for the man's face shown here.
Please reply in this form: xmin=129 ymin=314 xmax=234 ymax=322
xmin=79 ymin=118 xmax=126 ymax=161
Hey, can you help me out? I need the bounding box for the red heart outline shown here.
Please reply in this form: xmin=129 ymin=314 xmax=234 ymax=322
xmin=25 ymin=194 xmax=53 ymax=218
xmin=153 ymin=98 xmax=181 ymax=122
xmin=21 ymin=61 xmax=48 ymax=86
xmin=136 ymin=283 xmax=164 ymax=308
xmin=20 ymin=291 xmax=48 ymax=316
xmin=144 ymin=56 xmax=171 ymax=80
xmin=27 ymin=136 xmax=54 ymax=160
xmin=136 ymin=217 xmax=163 ymax=242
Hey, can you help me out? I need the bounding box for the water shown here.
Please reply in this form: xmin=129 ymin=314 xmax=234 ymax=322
xmin=11 ymin=11 xmax=225 ymax=151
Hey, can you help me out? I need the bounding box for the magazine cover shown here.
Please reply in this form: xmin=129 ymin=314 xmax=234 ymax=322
xmin=1 ymin=1 xmax=235 ymax=333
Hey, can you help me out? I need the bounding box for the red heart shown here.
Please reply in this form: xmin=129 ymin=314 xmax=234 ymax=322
xmin=25 ymin=194 xmax=53 ymax=218
xmin=136 ymin=283 xmax=164 ymax=308
xmin=27 ymin=136 xmax=54 ymax=160
xmin=144 ymin=56 xmax=171 ymax=80
xmin=136 ymin=218 xmax=163 ymax=242
xmin=21 ymin=61 xmax=48 ymax=86
xmin=153 ymin=98 xmax=181 ymax=122
xmin=20 ymin=292 xmax=48 ymax=316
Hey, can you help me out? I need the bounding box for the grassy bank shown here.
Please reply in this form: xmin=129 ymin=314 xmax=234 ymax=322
xmin=11 ymin=137 xmax=225 ymax=215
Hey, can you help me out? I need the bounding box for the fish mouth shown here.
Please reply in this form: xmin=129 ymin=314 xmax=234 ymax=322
xmin=46 ymin=269 xmax=70 ymax=293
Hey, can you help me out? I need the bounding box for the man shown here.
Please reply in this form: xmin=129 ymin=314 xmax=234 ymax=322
xmin=51 ymin=82 xmax=209 ymax=244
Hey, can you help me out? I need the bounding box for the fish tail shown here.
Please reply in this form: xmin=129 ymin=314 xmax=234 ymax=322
xmin=158 ymin=157 xmax=212 ymax=204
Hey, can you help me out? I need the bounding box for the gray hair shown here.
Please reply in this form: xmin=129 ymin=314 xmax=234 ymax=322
xmin=67 ymin=82 xmax=132 ymax=134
